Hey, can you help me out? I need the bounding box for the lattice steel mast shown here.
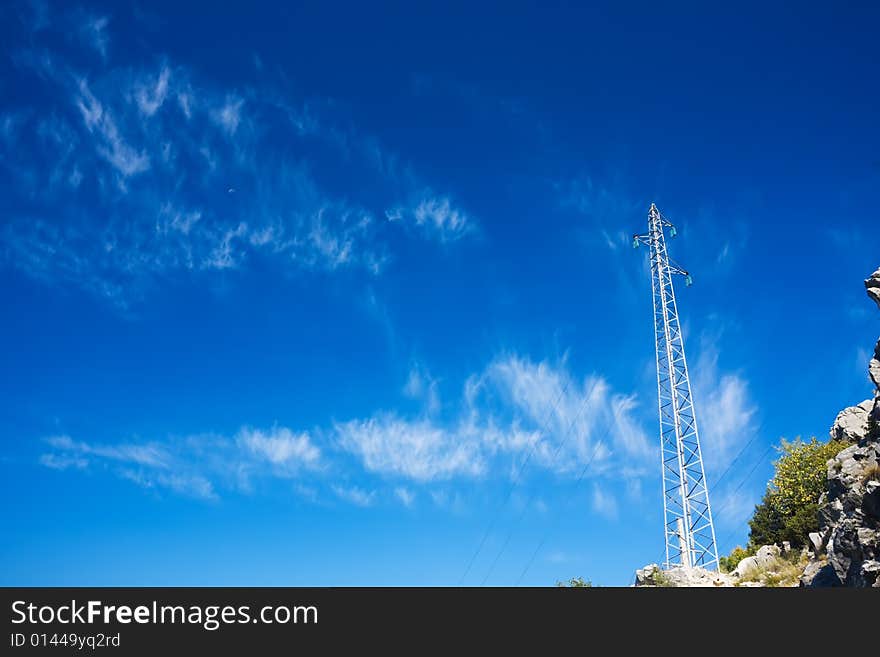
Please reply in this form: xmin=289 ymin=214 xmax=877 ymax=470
xmin=633 ymin=203 xmax=719 ymax=571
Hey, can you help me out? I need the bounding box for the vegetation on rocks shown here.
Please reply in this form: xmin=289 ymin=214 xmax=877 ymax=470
xmin=733 ymin=549 xmax=809 ymax=587
xmin=746 ymin=437 xmax=844 ymax=549
xmin=556 ymin=577 xmax=593 ymax=587
xmin=719 ymin=545 xmax=754 ymax=573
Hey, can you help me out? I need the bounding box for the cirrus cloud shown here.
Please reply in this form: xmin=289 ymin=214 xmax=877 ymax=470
xmin=1 ymin=6 xmax=476 ymax=309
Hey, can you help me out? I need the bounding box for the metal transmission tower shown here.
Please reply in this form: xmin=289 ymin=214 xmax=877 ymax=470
xmin=633 ymin=203 xmax=719 ymax=571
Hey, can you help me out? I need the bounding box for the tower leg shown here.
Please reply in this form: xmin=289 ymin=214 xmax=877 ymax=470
xmin=676 ymin=518 xmax=690 ymax=568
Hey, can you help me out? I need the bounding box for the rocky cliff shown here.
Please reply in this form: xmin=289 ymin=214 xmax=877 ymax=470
xmin=801 ymin=267 xmax=880 ymax=587
xmin=867 ymin=267 xmax=880 ymax=310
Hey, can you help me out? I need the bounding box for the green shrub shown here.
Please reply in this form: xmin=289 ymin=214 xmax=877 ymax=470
xmin=762 ymin=571 xmax=786 ymax=587
xmin=747 ymin=437 xmax=844 ymax=549
xmin=748 ymin=492 xmax=785 ymax=547
xmin=556 ymin=577 xmax=593 ymax=587
xmin=719 ymin=545 xmax=754 ymax=573
xmin=650 ymin=569 xmax=674 ymax=587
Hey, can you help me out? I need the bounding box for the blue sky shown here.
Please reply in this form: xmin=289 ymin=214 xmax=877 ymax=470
xmin=1 ymin=1 xmax=878 ymax=586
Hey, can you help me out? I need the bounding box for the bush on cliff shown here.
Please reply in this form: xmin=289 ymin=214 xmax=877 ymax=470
xmin=746 ymin=437 xmax=844 ymax=549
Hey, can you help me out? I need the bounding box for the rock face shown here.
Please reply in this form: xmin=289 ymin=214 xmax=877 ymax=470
xmin=802 ymin=266 xmax=880 ymax=587
xmin=830 ymin=399 xmax=875 ymax=443
xmin=808 ymin=442 xmax=880 ymax=586
xmin=870 ymin=339 xmax=880 ymax=394
xmin=867 ymin=268 xmax=880 ymax=311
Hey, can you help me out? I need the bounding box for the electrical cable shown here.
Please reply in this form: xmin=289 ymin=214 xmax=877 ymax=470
xmin=513 ymin=411 xmax=617 ymax=586
xmin=479 ymin=379 xmax=604 ymax=585
xmin=458 ymin=374 xmax=576 ymax=584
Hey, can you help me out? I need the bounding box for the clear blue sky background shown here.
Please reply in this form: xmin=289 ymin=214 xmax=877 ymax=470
xmin=1 ymin=0 xmax=878 ymax=586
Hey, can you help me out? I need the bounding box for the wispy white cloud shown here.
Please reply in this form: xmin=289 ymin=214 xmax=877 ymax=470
xmin=46 ymin=434 xmax=169 ymax=468
xmin=305 ymin=206 xmax=371 ymax=270
xmin=39 ymin=424 xmax=322 ymax=501
xmin=1 ymin=111 xmax=27 ymax=144
xmin=75 ymin=78 xmax=150 ymax=178
xmin=237 ymin=426 xmax=320 ymax=469
xmin=394 ymin=486 xmax=415 ymax=507
xmin=210 ymin=95 xmax=244 ymax=135
xmin=332 ymin=485 xmax=376 ymax=507
xmin=39 ymin=452 xmax=88 ymax=471
xmin=203 ymin=222 xmax=248 ymax=270
xmin=37 ymin=353 xmax=660 ymax=505
xmin=712 ymin=483 xmax=759 ymax=532
xmin=429 ymin=488 xmax=467 ymax=513
xmin=2 ymin=14 xmax=474 ymax=307
xmin=386 ymin=194 xmax=472 ymax=241
xmin=692 ymin=335 xmax=758 ymax=473
xmin=134 ymin=65 xmax=171 ymax=117
xmin=36 ymin=355 xmax=640 ymax=500
xmin=413 ymin=196 xmax=470 ymax=239
xmin=481 ymin=355 xmax=651 ymax=470
xmin=78 ymin=13 xmax=109 ymax=59
xmin=337 ymin=354 xmax=653 ymax=486
xmin=600 ymin=229 xmax=629 ymax=252
xmin=120 ymin=469 xmax=217 ymax=501
xmin=557 ymin=175 xmax=641 ymax=228
xmin=403 ymin=362 xmax=440 ymax=414
xmin=336 ymin=415 xmax=485 ymax=481
xmin=22 ymin=0 xmax=50 ymax=32
xmin=544 ymin=550 xmax=572 ymax=564
xmin=591 ymin=483 xmax=619 ymax=519
xmin=686 ymin=334 xmax=762 ymax=536
xmin=158 ymin=203 xmax=201 ymax=236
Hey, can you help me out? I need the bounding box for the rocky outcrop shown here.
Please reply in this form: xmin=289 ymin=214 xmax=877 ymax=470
xmin=869 ymin=268 xmax=880 ymax=393
xmin=830 ymin=399 xmax=875 ymax=443
xmin=804 ymin=440 xmax=880 ymax=586
xmin=870 ymin=339 xmax=880 ymax=394
xmin=730 ymin=544 xmax=781 ymax=580
xmin=802 ymin=266 xmax=880 ymax=587
xmin=800 ymin=559 xmax=840 ymax=586
xmin=634 ymin=544 xmax=804 ymax=587
xmin=866 ymin=267 xmax=880 ymax=311
xmin=634 ymin=563 xmax=734 ymax=587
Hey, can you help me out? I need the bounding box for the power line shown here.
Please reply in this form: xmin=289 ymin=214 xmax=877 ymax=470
xmin=711 ymin=442 xmax=774 ymax=521
xmin=479 ymin=379 xmax=604 ymax=585
xmin=514 ymin=412 xmax=617 ymax=586
xmin=709 ymin=427 xmax=763 ymax=491
xmin=714 ymin=442 xmax=777 ymax=551
xmin=458 ymin=374 xmax=576 ymax=584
